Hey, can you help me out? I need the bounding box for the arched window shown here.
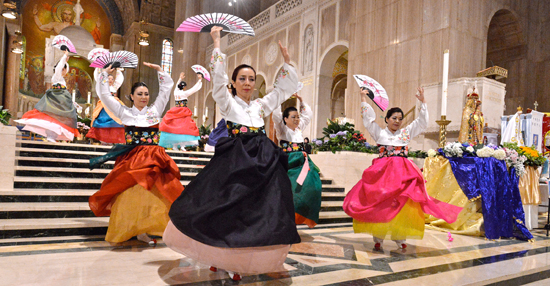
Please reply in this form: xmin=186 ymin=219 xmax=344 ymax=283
xmin=161 ymin=38 xmax=173 ymax=75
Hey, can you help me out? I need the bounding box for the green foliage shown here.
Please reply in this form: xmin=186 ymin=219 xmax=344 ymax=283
xmin=0 ymin=106 xmax=12 ymax=125
xmin=199 ymin=124 xmax=212 ymax=136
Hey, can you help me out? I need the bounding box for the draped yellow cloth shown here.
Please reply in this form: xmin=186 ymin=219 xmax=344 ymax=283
xmin=90 ymin=99 xmax=125 ymax=126
xmin=422 ymin=156 xmax=483 ymax=236
xmin=518 ymin=166 xmax=541 ymax=205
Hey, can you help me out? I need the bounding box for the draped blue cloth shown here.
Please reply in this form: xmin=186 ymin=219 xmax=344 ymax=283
xmin=446 ymin=156 xmax=533 ymax=241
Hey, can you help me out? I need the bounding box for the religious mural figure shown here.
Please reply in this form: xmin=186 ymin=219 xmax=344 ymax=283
xmin=303 ymin=25 xmax=314 ymax=74
xmin=457 ymin=89 xmax=479 ymax=144
xmin=32 ymin=1 xmax=102 ymax=44
xmin=33 ymin=4 xmax=76 ymax=35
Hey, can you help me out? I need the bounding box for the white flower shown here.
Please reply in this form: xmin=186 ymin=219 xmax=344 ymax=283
xmin=466 ymin=146 xmax=474 ymax=153
xmin=493 ymin=149 xmax=506 ymax=160
xmin=428 ymin=149 xmax=438 ymax=157
xmin=477 ymin=146 xmax=495 ymax=158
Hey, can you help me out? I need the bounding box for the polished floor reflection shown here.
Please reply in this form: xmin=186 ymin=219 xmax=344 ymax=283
xmin=2 ymin=222 xmax=550 ymax=285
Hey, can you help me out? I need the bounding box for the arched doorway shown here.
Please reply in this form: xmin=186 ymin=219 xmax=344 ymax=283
xmin=486 ymin=9 xmax=526 ymax=114
xmin=317 ymin=45 xmax=348 ymax=136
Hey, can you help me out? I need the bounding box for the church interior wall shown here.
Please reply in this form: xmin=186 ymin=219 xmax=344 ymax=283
xmin=0 ymin=17 xmax=6 ymax=105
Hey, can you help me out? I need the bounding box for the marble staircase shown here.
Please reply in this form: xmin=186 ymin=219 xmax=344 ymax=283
xmin=0 ymin=140 xmax=350 ymax=239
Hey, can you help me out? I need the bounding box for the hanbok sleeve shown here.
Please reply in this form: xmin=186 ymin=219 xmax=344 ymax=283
xmin=111 ymin=70 xmax=124 ymax=91
xmin=361 ymin=102 xmax=382 ymax=142
xmin=52 ymin=54 xmax=68 ymax=83
xmin=151 ymin=71 xmax=175 ymax=113
xmin=405 ymin=102 xmax=428 ymax=139
xmin=298 ymin=102 xmax=312 ymax=130
xmin=272 ymin=106 xmax=284 ymax=139
xmin=257 ymin=64 xmax=299 ymax=117
xmin=181 ymin=80 xmax=203 ymax=99
xmin=96 ymin=71 xmax=127 ymax=118
xmin=210 ymin=48 xmax=232 ymax=116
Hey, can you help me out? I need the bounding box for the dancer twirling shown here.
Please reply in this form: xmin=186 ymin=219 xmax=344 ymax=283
xmin=272 ymin=94 xmax=322 ymax=228
xmin=343 ymin=87 xmax=462 ymax=250
xmin=89 ymin=62 xmax=183 ymax=245
xmin=86 ymin=68 xmax=126 ymax=144
xmin=158 ymin=72 xmax=202 ymax=150
xmin=163 ymin=26 xmax=300 ymax=281
xmin=16 ymin=50 xmax=79 ymax=142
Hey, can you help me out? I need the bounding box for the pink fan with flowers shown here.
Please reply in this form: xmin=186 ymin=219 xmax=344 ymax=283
xmin=52 ymin=35 xmax=77 ymax=53
xmin=177 ymin=13 xmax=255 ymax=36
xmin=353 ymin=74 xmax=389 ymax=111
xmin=191 ymin=65 xmax=211 ymax=82
xmin=90 ymin=51 xmax=138 ymax=69
xmin=87 ymin=48 xmax=109 ymax=62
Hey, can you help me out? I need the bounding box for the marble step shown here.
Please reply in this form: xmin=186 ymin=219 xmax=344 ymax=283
xmin=320 ymin=201 xmax=344 ymax=212
xmin=0 ymin=202 xmax=94 ymax=219
xmin=0 ymin=189 xmax=94 ymax=202
xmin=321 ymin=185 xmax=345 ymax=192
xmin=14 ymin=166 xmax=199 ymax=180
xmin=0 ymin=217 xmax=109 ymax=239
xmin=16 ymin=140 xmax=214 ymax=159
xmin=320 ymin=179 xmax=333 ymax=184
xmin=15 ymin=156 xmax=206 ymax=172
xmin=318 ymin=211 xmax=352 ymax=224
xmin=13 ymin=176 xmax=191 ymax=190
xmin=16 ymin=147 xmax=213 ymax=163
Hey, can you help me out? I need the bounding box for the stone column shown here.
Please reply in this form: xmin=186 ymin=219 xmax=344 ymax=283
xmin=3 ymin=34 xmax=21 ymax=123
xmin=0 ymin=125 xmax=17 ymax=191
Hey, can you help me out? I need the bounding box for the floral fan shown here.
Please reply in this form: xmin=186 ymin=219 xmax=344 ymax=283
xmin=353 ymin=74 xmax=389 ymax=111
xmin=87 ymin=48 xmax=110 ymax=62
xmin=177 ymin=13 xmax=255 ymax=36
xmin=52 ymin=35 xmax=77 ymax=53
xmin=191 ymin=65 xmax=211 ymax=82
xmin=90 ymin=51 xmax=138 ymax=69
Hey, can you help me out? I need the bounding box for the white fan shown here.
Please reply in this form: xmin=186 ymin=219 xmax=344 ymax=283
xmin=177 ymin=13 xmax=255 ymax=36
xmin=52 ymin=35 xmax=77 ymax=53
xmin=191 ymin=65 xmax=211 ymax=82
xmin=90 ymin=51 xmax=139 ymax=69
xmin=87 ymin=48 xmax=109 ymax=62
xmin=353 ymin=74 xmax=389 ymax=111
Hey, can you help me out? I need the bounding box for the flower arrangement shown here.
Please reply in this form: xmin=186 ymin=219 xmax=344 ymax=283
xmin=428 ymin=141 xmax=544 ymax=177
xmin=76 ymin=121 xmax=90 ymax=138
xmin=310 ymin=119 xmax=427 ymax=158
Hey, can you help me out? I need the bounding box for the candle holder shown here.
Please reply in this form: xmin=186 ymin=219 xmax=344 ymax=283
xmin=436 ymin=115 xmax=451 ymax=148
xmin=81 ymin=103 xmax=92 ymax=119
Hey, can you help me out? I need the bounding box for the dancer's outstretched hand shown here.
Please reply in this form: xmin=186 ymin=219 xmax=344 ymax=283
xmin=210 ymin=26 xmax=223 ymax=49
xmin=143 ymin=62 xmax=162 ymax=72
xmin=104 ymin=64 xmax=115 ymax=75
xmin=179 ymin=72 xmax=185 ymax=81
xmin=278 ymin=40 xmax=290 ymax=64
xmin=415 ymin=87 xmax=425 ymax=103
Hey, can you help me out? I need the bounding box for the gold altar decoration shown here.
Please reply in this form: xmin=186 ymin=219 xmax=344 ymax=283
xmin=476 ymin=66 xmax=508 ymax=80
xmin=436 ymin=115 xmax=451 ymax=148
xmin=423 ymin=156 xmax=483 ymax=236
xmin=518 ymin=166 xmax=541 ymax=205
xmin=458 ymin=90 xmax=484 ymax=145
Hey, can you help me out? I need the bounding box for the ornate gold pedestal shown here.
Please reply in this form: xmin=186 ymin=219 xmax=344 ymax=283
xmin=436 ymin=115 xmax=451 ymax=148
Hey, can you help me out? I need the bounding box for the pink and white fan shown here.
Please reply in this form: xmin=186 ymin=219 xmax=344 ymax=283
xmin=177 ymin=13 xmax=255 ymax=36
xmin=87 ymin=48 xmax=109 ymax=62
xmin=191 ymin=65 xmax=211 ymax=82
xmin=353 ymin=74 xmax=389 ymax=111
xmin=52 ymin=35 xmax=77 ymax=54
xmin=90 ymin=51 xmax=138 ymax=69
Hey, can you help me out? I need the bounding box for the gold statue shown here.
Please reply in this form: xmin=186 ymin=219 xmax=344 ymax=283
xmin=458 ymin=89 xmax=479 ymax=144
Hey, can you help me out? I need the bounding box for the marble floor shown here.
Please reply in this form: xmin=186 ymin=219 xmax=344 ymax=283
xmin=2 ymin=222 xmax=550 ymax=286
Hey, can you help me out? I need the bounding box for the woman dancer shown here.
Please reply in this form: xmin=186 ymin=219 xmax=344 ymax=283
xmin=86 ymin=69 xmax=126 ymax=144
xmin=158 ymin=72 xmax=202 ymax=150
xmin=88 ymin=62 xmax=183 ymax=245
xmin=16 ymin=50 xmax=79 ymax=142
xmin=344 ymin=87 xmax=462 ymax=250
xmin=163 ymin=26 xmax=300 ymax=281
xmin=272 ymin=95 xmax=322 ymax=228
